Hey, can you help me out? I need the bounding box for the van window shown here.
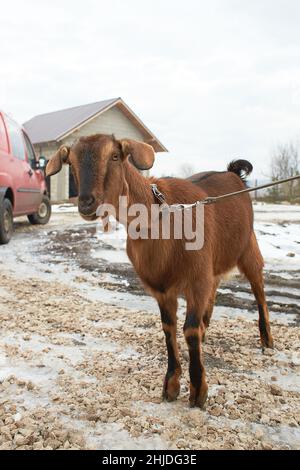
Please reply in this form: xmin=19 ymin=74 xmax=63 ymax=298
xmin=0 ymin=114 xmax=9 ymax=152
xmin=5 ymin=116 xmax=26 ymax=160
xmin=23 ymin=133 xmax=36 ymax=168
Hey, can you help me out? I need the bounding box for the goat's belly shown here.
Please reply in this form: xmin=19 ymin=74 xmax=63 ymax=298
xmin=127 ymin=239 xmax=184 ymax=294
xmin=212 ymin=229 xmax=252 ymax=276
xmin=132 ymin=259 xmax=180 ymax=294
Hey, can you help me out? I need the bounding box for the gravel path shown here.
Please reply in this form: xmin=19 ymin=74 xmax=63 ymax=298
xmin=0 ymin=270 xmax=299 ymax=450
xmin=0 ymin=206 xmax=299 ymax=450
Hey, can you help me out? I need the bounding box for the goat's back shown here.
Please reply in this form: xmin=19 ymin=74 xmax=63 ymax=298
xmin=188 ymin=170 xmax=245 ymax=196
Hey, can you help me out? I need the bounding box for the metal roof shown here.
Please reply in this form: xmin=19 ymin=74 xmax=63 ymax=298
xmin=23 ymin=98 xmax=167 ymax=152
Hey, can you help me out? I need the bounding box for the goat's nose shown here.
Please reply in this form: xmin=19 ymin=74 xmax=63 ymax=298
xmin=79 ymin=194 xmax=95 ymax=212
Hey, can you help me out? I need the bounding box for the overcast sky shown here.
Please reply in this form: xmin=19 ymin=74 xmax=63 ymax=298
xmin=1 ymin=0 xmax=300 ymax=178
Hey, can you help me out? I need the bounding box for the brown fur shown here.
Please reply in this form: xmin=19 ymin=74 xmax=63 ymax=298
xmin=46 ymin=134 xmax=274 ymax=408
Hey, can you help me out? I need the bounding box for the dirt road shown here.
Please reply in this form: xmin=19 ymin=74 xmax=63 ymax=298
xmin=0 ymin=204 xmax=299 ymax=450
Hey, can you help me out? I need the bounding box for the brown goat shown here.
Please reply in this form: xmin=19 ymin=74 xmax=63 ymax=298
xmin=46 ymin=134 xmax=273 ymax=408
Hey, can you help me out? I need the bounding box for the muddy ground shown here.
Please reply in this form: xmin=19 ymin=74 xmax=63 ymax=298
xmin=0 ymin=205 xmax=299 ymax=450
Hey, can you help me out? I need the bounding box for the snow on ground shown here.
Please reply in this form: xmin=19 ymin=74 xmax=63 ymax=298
xmin=0 ymin=203 xmax=299 ymax=450
xmin=253 ymin=202 xmax=300 ymax=223
xmin=253 ymin=203 xmax=300 ymax=278
xmin=51 ymin=203 xmax=79 ymax=214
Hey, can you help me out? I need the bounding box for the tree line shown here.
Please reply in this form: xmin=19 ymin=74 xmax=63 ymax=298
xmin=268 ymin=140 xmax=300 ymax=203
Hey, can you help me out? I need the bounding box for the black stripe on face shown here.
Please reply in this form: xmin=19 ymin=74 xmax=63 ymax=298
xmin=79 ymin=150 xmax=96 ymax=196
xmin=183 ymin=310 xmax=200 ymax=331
xmin=186 ymin=335 xmax=202 ymax=390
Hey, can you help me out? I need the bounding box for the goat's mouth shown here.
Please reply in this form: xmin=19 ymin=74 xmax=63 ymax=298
xmin=78 ymin=196 xmax=104 ymax=221
xmin=79 ymin=211 xmax=98 ymax=221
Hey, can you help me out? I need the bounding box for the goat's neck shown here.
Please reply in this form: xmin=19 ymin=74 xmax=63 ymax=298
xmin=115 ymin=162 xmax=154 ymax=229
xmin=124 ymin=161 xmax=153 ymax=208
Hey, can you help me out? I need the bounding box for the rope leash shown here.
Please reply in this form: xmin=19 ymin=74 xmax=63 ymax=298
xmin=151 ymin=174 xmax=300 ymax=211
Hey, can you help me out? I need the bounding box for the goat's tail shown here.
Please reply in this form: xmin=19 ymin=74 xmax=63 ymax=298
xmin=227 ymin=159 xmax=253 ymax=181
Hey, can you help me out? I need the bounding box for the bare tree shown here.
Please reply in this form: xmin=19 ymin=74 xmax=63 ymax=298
xmin=270 ymin=141 xmax=300 ymax=201
xmin=179 ymin=163 xmax=195 ymax=178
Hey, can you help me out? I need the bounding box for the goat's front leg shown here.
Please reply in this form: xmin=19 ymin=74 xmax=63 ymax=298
xmin=184 ymin=296 xmax=208 ymax=409
xmin=157 ymin=294 xmax=181 ymax=402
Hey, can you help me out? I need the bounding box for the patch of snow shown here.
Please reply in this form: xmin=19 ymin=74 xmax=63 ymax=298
xmin=51 ymin=204 xmax=78 ymax=214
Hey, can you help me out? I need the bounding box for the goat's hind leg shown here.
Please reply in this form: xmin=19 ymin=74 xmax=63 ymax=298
xmin=184 ymin=287 xmax=210 ymax=408
xmin=157 ymin=293 xmax=182 ymax=402
xmin=238 ymin=233 xmax=274 ymax=350
xmin=202 ymin=276 xmax=221 ymax=342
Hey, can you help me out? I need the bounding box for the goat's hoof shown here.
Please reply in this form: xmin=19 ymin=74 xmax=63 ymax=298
xmin=163 ymin=391 xmax=179 ymax=402
xmin=261 ymin=335 xmax=274 ymax=351
xmin=189 ymin=393 xmax=208 ymax=409
xmin=162 ymin=375 xmax=180 ymax=402
xmin=189 ymin=384 xmax=208 ymax=409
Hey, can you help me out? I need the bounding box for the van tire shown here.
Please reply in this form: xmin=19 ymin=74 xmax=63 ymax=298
xmin=28 ymin=195 xmax=51 ymax=225
xmin=0 ymin=198 xmax=14 ymax=244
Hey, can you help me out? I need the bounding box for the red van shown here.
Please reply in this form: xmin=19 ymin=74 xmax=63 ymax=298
xmin=0 ymin=111 xmax=51 ymax=244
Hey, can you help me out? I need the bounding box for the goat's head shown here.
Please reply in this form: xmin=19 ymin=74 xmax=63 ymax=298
xmin=46 ymin=134 xmax=155 ymax=221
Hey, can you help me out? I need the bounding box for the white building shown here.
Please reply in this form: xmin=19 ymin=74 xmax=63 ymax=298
xmin=24 ymin=98 xmax=167 ymax=201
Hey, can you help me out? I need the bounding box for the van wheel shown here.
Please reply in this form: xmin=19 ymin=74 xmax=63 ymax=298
xmin=28 ymin=196 xmax=51 ymax=225
xmin=0 ymin=198 xmax=14 ymax=244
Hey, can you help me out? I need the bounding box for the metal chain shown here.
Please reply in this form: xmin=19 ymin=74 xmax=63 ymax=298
xmin=151 ymin=175 xmax=300 ymax=211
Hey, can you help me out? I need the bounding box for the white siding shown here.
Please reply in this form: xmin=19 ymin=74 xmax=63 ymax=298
xmin=61 ymin=106 xmax=145 ymax=145
xmin=53 ymin=165 xmax=69 ymax=201
xmin=34 ymin=142 xmax=69 ymax=201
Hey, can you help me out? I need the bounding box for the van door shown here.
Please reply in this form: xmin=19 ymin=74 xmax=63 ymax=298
xmin=1 ymin=114 xmax=25 ymax=214
xmin=22 ymin=132 xmax=43 ymax=212
xmin=0 ymin=113 xmax=10 ymax=181
xmin=5 ymin=116 xmax=40 ymax=214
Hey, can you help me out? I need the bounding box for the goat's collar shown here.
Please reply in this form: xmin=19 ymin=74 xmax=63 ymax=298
xmin=150 ymin=184 xmax=166 ymax=204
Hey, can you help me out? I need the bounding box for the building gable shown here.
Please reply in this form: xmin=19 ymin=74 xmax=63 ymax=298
xmin=61 ymin=106 xmax=144 ymax=146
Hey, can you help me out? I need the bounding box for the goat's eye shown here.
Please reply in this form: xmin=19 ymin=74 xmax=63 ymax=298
xmin=112 ymin=154 xmax=119 ymax=161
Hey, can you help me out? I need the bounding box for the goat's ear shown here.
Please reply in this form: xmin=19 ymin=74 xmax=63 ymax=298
xmin=46 ymin=146 xmax=70 ymax=177
xmin=120 ymin=139 xmax=155 ymax=170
